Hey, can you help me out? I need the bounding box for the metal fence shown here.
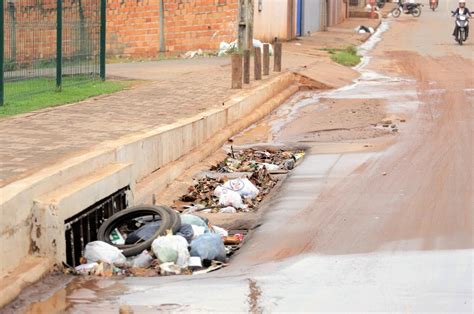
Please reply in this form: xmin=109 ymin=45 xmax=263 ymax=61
xmin=65 ymin=186 xmax=128 ymax=267
xmin=0 ymin=0 xmax=106 ymax=105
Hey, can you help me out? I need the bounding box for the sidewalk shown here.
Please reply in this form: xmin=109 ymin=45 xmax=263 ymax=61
xmin=0 ymin=18 xmax=379 ymax=188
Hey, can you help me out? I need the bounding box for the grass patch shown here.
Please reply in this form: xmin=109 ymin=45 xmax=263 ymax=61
xmin=321 ymin=45 xmax=361 ymax=67
xmin=0 ymin=77 xmax=133 ymax=117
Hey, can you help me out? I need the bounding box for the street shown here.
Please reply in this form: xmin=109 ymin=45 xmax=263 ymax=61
xmin=5 ymin=0 xmax=474 ymax=312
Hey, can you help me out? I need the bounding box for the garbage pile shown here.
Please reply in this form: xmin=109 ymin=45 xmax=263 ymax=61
xmin=218 ymin=39 xmax=274 ymax=57
xmin=354 ymin=25 xmax=375 ymax=34
xmin=210 ymin=149 xmax=304 ymax=173
xmin=67 ymin=148 xmax=304 ymax=278
xmin=177 ymin=149 xmax=304 ymax=213
xmin=67 ymin=207 xmax=244 ymax=277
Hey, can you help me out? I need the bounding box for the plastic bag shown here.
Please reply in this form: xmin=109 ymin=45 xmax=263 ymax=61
xmin=223 ymin=178 xmax=259 ymax=199
xmin=125 ymin=220 xmax=161 ymax=245
xmin=84 ymin=241 xmax=126 ymax=265
xmin=191 ymin=225 xmax=206 ymax=239
xmin=131 ymin=250 xmax=153 ymax=268
xmin=214 ymin=185 xmax=224 ymax=198
xmin=176 ymin=223 xmax=194 ymax=243
xmin=258 ymin=163 xmax=280 ymax=171
xmin=180 ymin=214 xmax=210 ymax=232
xmin=220 ymin=206 xmax=237 ymax=214
xmin=75 ymin=262 xmax=99 ymax=274
xmin=151 ymin=235 xmax=190 ymax=268
xmin=160 ymin=262 xmax=181 ymax=275
xmin=211 ymin=225 xmax=229 ymax=237
xmin=218 ymin=188 xmax=246 ymax=209
xmin=190 ymin=234 xmax=226 ymax=262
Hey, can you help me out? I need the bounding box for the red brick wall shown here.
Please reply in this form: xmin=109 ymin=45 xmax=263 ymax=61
xmin=4 ymin=0 xmax=238 ymax=62
xmin=106 ymin=0 xmax=238 ymax=57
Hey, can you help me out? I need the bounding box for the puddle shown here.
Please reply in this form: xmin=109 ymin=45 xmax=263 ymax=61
xmin=3 ymin=275 xmax=127 ymax=314
xmin=233 ymin=21 xmax=417 ymax=149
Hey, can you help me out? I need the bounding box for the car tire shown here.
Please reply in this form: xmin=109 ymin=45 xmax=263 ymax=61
xmin=97 ymin=205 xmax=180 ymax=257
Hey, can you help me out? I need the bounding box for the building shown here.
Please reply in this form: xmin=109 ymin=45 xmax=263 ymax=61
xmin=253 ymin=0 xmax=349 ymax=42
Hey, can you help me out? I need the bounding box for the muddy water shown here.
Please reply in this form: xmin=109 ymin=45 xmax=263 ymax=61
xmin=233 ymin=22 xmax=413 ymax=150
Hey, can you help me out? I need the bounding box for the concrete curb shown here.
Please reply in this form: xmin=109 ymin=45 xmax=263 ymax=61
xmin=0 ymin=257 xmax=53 ymax=308
xmin=0 ymin=72 xmax=301 ymax=308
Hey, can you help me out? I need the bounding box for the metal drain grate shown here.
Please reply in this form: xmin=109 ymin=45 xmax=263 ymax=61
xmin=64 ymin=186 xmax=129 ymax=267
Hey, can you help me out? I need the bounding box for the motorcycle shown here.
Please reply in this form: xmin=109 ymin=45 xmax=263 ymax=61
xmin=452 ymin=11 xmax=473 ymax=45
xmin=391 ymin=2 xmax=423 ymax=18
xmin=429 ymin=0 xmax=438 ymax=12
xmin=377 ymin=0 xmax=386 ymax=9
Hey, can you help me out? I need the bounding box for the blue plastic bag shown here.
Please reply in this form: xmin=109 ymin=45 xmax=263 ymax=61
xmin=125 ymin=220 xmax=161 ymax=245
xmin=176 ymin=223 xmax=194 ymax=243
xmin=190 ymin=233 xmax=226 ymax=262
xmin=180 ymin=214 xmax=210 ymax=233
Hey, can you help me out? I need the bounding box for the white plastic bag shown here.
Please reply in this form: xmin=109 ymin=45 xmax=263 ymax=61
xmin=131 ymin=250 xmax=153 ymax=268
xmin=219 ymin=41 xmax=230 ymax=51
xmin=258 ymin=163 xmax=280 ymax=171
xmin=252 ymin=39 xmax=273 ymax=55
xmin=214 ymin=185 xmax=224 ymax=197
xmin=211 ymin=225 xmax=229 ymax=237
xmin=151 ymin=235 xmax=190 ymax=268
xmin=223 ymin=178 xmax=259 ymax=199
xmin=218 ymin=188 xmax=246 ymax=209
xmin=220 ymin=206 xmax=237 ymax=214
xmin=191 ymin=225 xmax=206 ymax=239
xmin=84 ymin=241 xmax=126 ymax=265
xmin=75 ymin=262 xmax=99 ymax=274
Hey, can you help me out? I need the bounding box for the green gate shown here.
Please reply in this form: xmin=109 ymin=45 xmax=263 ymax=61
xmin=0 ymin=0 xmax=106 ymax=106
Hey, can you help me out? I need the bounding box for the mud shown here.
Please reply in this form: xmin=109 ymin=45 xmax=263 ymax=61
xmin=247 ymin=279 xmax=263 ymax=314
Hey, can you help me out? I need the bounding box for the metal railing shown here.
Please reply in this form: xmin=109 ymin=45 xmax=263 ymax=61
xmin=0 ymin=0 xmax=106 ymax=106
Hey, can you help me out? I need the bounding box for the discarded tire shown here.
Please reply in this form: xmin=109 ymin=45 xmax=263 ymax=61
xmin=97 ymin=205 xmax=181 ymax=257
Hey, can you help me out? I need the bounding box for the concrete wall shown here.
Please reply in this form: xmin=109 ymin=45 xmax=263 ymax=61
xmin=302 ymin=0 xmax=323 ymax=35
xmin=253 ymin=0 xmax=295 ymax=42
xmin=328 ymin=0 xmax=349 ymax=27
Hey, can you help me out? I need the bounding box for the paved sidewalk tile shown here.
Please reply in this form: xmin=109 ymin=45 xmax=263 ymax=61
xmin=0 ymin=64 xmax=236 ymax=187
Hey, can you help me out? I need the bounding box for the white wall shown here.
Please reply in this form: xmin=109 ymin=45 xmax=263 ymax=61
xmin=254 ymin=0 xmax=294 ymax=42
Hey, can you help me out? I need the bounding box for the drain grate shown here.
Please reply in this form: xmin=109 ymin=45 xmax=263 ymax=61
xmin=64 ymin=187 xmax=129 ymax=267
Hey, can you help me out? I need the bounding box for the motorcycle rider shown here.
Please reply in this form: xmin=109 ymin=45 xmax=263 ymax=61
xmin=401 ymin=0 xmax=415 ymax=12
xmin=452 ymin=0 xmax=471 ymax=39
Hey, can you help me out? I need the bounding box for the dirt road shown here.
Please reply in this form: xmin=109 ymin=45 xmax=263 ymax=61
xmin=6 ymin=1 xmax=473 ymax=312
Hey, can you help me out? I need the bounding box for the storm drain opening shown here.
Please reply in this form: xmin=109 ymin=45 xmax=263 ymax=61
xmin=64 ymin=187 xmax=129 ymax=267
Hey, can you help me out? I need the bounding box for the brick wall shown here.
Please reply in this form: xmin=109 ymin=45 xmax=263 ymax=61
xmin=4 ymin=0 xmax=238 ymax=63
xmin=106 ymin=0 xmax=238 ymax=57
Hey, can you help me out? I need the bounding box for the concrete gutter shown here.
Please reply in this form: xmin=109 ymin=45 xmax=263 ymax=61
xmin=0 ymin=19 xmax=381 ymax=303
xmin=0 ymin=71 xmax=304 ymax=308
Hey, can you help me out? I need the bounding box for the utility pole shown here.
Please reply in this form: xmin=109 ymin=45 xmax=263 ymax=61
xmin=159 ymin=0 xmax=165 ymax=53
xmin=245 ymin=0 xmax=254 ymax=50
xmin=237 ymin=0 xmax=254 ymax=51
